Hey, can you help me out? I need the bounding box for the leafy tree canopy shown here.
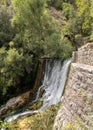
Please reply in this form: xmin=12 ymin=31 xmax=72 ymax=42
xmin=2 ymin=0 xmax=93 ymax=104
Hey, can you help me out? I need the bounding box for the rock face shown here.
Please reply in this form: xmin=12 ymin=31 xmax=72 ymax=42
xmin=0 ymin=91 xmax=30 ymax=118
xmin=53 ymin=42 xmax=93 ymax=130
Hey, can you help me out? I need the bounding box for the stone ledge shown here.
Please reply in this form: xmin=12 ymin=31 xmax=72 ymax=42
xmin=72 ymin=63 xmax=93 ymax=74
xmin=78 ymin=42 xmax=93 ymax=51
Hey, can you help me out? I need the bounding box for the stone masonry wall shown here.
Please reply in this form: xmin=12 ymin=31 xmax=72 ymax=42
xmin=53 ymin=43 xmax=93 ymax=130
xmin=77 ymin=43 xmax=93 ymax=65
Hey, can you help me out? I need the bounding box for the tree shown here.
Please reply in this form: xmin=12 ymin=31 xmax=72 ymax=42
xmin=90 ymin=0 xmax=93 ymax=39
xmin=0 ymin=0 xmax=73 ymax=104
xmin=62 ymin=0 xmax=91 ymax=37
xmin=0 ymin=46 xmax=25 ymax=97
xmin=0 ymin=3 xmax=14 ymax=47
xmin=11 ymin=0 xmax=63 ymax=57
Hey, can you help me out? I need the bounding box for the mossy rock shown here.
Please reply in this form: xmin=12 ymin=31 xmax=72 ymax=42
xmin=28 ymin=99 xmax=43 ymax=110
xmin=8 ymin=103 xmax=60 ymax=130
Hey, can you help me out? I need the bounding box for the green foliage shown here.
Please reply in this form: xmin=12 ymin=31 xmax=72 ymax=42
xmin=62 ymin=0 xmax=91 ymax=37
xmin=0 ymin=3 xmax=14 ymax=47
xmin=52 ymin=0 xmax=64 ymax=10
xmin=62 ymin=2 xmax=75 ymax=20
xmin=0 ymin=0 xmax=76 ymax=104
xmin=0 ymin=47 xmax=25 ymax=96
xmin=90 ymin=0 xmax=93 ymax=39
xmin=8 ymin=104 xmax=60 ymax=130
xmin=11 ymin=0 xmax=72 ymax=58
xmin=0 ymin=2 xmax=93 ymax=129
xmin=0 ymin=120 xmax=8 ymax=129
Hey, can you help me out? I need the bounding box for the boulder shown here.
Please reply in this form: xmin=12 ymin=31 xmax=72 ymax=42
xmin=0 ymin=91 xmax=30 ymax=118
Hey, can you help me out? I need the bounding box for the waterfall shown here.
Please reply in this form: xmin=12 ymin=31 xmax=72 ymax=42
xmin=5 ymin=58 xmax=71 ymax=122
xmin=40 ymin=58 xmax=71 ymax=110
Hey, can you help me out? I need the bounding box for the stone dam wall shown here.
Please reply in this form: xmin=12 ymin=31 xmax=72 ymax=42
xmin=53 ymin=43 xmax=93 ymax=130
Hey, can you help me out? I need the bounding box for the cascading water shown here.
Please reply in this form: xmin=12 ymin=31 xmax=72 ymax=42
xmin=40 ymin=58 xmax=71 ymax=110
xmin=5 ymin=58 xmax=71 ymax=122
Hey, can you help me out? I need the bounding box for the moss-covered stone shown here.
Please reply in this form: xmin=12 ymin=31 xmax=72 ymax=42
xmin=28 ymin=99 xmax=43 ymax=110
xmin=8 ymin=104 xmax=60 ymax=130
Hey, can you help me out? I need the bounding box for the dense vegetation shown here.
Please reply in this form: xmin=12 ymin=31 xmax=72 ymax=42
xmin=0 ymin=0 xmax=93 ymax=105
